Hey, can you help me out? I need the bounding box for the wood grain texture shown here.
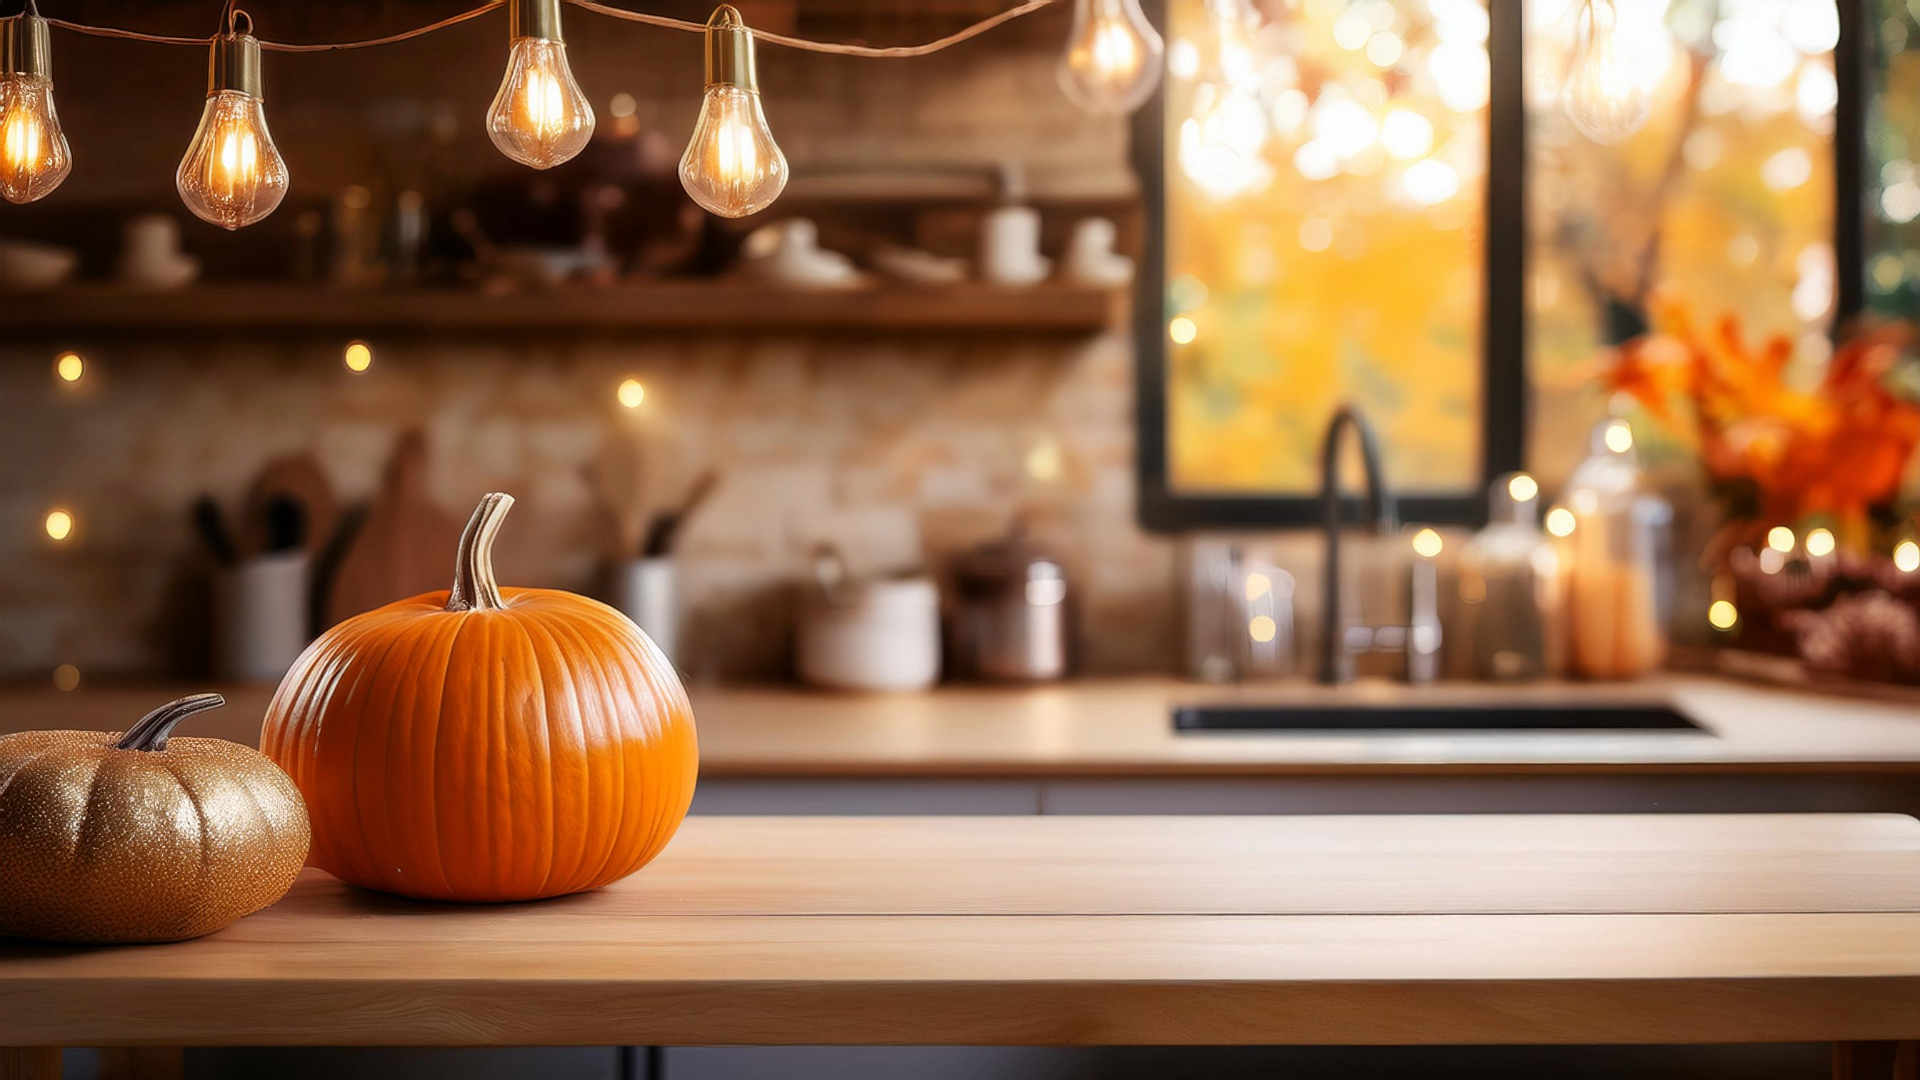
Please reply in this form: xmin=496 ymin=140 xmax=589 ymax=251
xmin=0 ymin=1049 xmax=59 ymax=1080
xmin=8 ymin=676 xmax=1920 ymax=778
xmin=7 ymin=815 xmax=1920 ymax=1047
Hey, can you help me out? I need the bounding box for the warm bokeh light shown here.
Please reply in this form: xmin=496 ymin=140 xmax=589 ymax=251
xmin=52 ymin=663 xmax=80 ymax=691
xmin=55 ymin=351 xmax=83 ymax=382
xmin=1025 ymin=438 xmax=1063 ymax=482
xmin=44 ymin=508 xmax=73 ymax=541
xmin=343 ymin=341 xmax=373 ymax=372
xmin=1248 ymin=614 xmax=1277 ymax=643
xmin=1169 ymin=315 xmax=1198 ymax=344
xmin=1766 ymin=526 xmax=1796 ymax=553
xmin=618 ymin=378 xmax=646 ymax=409
xmin=1545 ymin=507 xmax=1577 ymax=536
xmin=1895 ymin=541 xmax=1920 ymax=574
xmin=1707 ymin=599 xmax=1739 ymax=630
xmin=1602 ymin=419 xmax=1633 ymax=453
xmin=1804 ymin=528 xmax=1836 ymax=557
xmin=1507 ymin=473 xmax=1539 ymax=502
xmin=1243 ymin=571 xmax=1271 ymax=602
xmin=1411 ymin=527 xmax=1444 ymax=558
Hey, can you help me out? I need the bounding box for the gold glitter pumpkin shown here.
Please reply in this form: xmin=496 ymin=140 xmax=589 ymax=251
xmin=0 ymin=693 xmax=310 ymax=944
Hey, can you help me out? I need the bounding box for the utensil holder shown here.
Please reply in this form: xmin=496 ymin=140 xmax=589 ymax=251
xmin=613 ymin=556 xmax=679 ymax=663
xmin=213 ymin=551 xmax=310 ymax=682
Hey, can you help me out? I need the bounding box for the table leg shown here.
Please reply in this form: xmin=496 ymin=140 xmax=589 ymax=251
xmin=1834 ymin=1041 xmax=1920 ymax=1080
xmin=0 ymin=1048 xmax=60 ymax=1080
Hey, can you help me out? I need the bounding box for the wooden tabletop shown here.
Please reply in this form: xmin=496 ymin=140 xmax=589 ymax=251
xmin=9 ymin=675 xmax=1920 ymax=777
xmin=8 ymin=814 xmax=1920 ymax=1048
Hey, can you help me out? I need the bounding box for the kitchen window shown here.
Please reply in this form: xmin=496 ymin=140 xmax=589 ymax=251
xmin=1136 ymin=0 xmax=1873 ymax=530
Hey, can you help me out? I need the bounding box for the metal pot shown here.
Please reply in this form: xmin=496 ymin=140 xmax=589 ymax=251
xmin=949 ymin=532 xmax=1071 ymax=682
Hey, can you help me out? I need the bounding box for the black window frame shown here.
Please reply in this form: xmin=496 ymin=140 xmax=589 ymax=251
xmin=1133 ymin=0 xmax=1870 ymax=533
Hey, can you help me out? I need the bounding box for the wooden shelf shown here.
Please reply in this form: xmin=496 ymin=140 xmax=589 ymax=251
xmin=9 ymin=282 xmax=1128 ymax=336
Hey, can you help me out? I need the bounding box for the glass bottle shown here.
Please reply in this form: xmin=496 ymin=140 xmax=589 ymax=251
xmin=1460 ymin=472 xmax=1564 ymax=680
xmin=1560 ymin=420 xmax=1672 ymax=679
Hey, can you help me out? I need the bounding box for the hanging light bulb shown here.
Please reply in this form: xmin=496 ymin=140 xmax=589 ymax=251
xmin=1176 ymin=0 xmax=1269 ymax=199
xmin=0 ymin=2 xmax=72 ymax=204
xmin=1560 ymin=0 xmax=1653 ymax=144
xmin=486 ymin=0 xmax=594 ymax=169
xmin=176 ymin=10 xmax=288 ymax=229
xmin=679 ymin=5 xmax=787 ymax=218
xmin=1057 ymin=0 xmax=1164 ymax=115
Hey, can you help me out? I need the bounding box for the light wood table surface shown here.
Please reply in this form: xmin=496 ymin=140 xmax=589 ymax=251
xmin=9 ymin=676 xmax=1920 ymax=777
xmin=6 ymin=814 xmax=1920 ymax=1078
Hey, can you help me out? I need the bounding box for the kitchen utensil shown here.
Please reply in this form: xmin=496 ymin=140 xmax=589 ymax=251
xmin=643 ymin=470 xmax=718 ymax=557
xmin=241 ymin=453 xmax=337 ymax=557
xmin=213 ymin=550 xmax=310 ymax=681
xmin=587 ymin=432 xmax=650 ymax=557
xmin=796 ymin=544 xmax=941 ymax=692
xmin=190 ymin=496 xmax=239 ymax=566
xmin=324 ymin=431 xmax=461 ymax=627
xmin=949 ymin=528 xmax=1071 ymax=682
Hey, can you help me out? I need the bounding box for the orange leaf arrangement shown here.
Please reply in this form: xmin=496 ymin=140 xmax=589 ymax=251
xmin=261 ymin=492 xmax=698 ymax=902
xmin=1605 ymin=296 xmax=1920 ymax=555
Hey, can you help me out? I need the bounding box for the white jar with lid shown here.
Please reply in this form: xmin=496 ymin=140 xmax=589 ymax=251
xmin=796 ymin=545 xmax=942 ymax=692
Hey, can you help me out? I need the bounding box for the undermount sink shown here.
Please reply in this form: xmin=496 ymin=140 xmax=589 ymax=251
xmin=1172 ymin=703 xmax=1708 ymax=735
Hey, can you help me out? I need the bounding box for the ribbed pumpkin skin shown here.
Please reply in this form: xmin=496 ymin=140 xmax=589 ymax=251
xmin=261 ymin=587 xmax=698 ymax=902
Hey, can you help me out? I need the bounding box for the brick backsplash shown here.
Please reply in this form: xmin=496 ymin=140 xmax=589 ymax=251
xmin=0 ymin=330 xmax=1175 ymax=682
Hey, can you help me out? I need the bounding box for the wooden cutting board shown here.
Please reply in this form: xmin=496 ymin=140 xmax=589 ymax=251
xmin=323 ymin=431 xmax=461 ymax=627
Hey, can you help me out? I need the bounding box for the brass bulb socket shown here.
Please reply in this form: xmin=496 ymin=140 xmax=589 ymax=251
xmin=704 ymin=5 xmax=758 ymax=92
xmin=509 ymin=0 xmax=564 ymax=43
xmin=208 ymin=31 xmax=263 ymax=99
xmin=0 ymin=13 xmax=52 ymax=79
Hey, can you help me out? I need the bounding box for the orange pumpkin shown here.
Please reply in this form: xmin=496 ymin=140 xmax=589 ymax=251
xmin=261 ymin=492 xmax=697 ymax=902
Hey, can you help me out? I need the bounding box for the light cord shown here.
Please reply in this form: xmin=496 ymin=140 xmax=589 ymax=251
xmin=29 ymin=0 xmax=1062 ymax=57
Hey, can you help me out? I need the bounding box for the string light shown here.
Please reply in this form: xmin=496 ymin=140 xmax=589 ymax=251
xmin=1805 ymin=527 xmax=1836 ymax=558
xmin=1057 ymin=0 xmax=1163 ymax=115
xmin=1545 ymin=507 xmax=1576 ymax=537
xmin=1560 ymin=0 xmax=1655 ymax=144
xmin=176 ymin=9 xmax=288 ymax=229
xmin=617 ymin=377 xmax=645 ymax=408
xmin=6 ymin=0 xmax=1105 ymax=220
xmin=44 ymin=507 xmax=73 ymax=541
xmin=54 ymin=350 xmax=82 ymax=381
xmin=0 ymin=2 xmax=71 ymax=204
xmin=343 ymin=341 xmax=372 ymax=372
xmin=679 ymin=6 xmax=787 ymax=218
xmin=487 ymin=0 xmax=593 ymax=169
xmin=1766 ymin=526 xmax=1796 ymax=553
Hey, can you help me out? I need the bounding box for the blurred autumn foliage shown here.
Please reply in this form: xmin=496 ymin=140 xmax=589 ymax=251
xmin=1607 ymin=296 xmax=1920 ymax=552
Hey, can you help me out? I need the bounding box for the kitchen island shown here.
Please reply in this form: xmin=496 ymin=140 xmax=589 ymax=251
xmin=5 ymin=813 xmax=1920 ymax=1079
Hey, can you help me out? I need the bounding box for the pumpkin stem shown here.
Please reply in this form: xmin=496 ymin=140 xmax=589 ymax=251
xmin=447 ymin=492 xmax=514 ymax=613
xmin=115 ymin=693 xmax=225 ymax=752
